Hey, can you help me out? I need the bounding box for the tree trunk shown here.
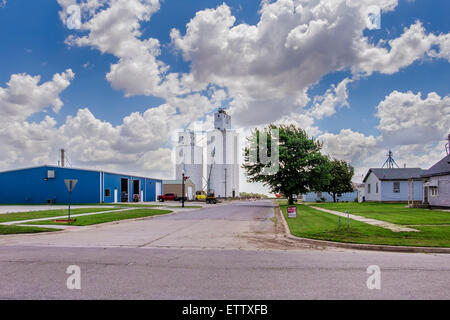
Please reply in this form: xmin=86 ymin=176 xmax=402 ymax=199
xmin=333 ymin=193 xmax=336 ymax=203
xmin=288 ymin=196 xmax=294 ymax=205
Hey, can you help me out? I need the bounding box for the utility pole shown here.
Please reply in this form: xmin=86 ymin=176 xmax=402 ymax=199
xmin=182 ymin=170 xmax=185 ymax=208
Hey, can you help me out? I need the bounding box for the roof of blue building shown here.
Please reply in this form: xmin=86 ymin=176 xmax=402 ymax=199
xmin=0 ymin=165 xmax=162 ymax=180
xmin=363 ymin=168 xmax=426 ymax=182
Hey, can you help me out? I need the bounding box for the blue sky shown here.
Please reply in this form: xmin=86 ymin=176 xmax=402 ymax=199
xmin=0 ymin=0 xmax=449 ymax=191
xmin=0 ymin=0 xmax=264 ymax=125
xmin=0 ymin=0 xmax=448 ymax=129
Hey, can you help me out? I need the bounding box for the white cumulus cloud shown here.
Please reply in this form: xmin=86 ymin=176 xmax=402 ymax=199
xmin=376 ymin=90 xmax=450 ymax=146
xmin=0 ymin=69 xmax=74 ymax=121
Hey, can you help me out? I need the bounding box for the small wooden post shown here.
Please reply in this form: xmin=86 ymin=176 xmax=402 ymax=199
xmin=346 ymin=211 xmax=349 ymax=228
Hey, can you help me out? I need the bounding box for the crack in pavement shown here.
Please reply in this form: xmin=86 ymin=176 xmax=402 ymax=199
xmin=137 ymin=218 xmax=205 ymax=248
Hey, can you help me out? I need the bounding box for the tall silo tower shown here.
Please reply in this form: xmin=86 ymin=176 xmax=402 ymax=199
xmin=176 ymin=130 xmax=203 ymax=193
xmin=207 ymin=109 xmax=240 ymax=198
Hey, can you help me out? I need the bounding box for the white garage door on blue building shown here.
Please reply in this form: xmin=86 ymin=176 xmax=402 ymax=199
xmin=0 ymin=165 xmax=162 ymax=204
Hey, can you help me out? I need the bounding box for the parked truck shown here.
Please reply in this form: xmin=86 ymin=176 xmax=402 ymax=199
xmin=157 ymin=193 xmax=187 ymax=202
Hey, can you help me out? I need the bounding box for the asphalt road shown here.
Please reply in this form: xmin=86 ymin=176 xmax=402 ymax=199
xmin=0 ymin=200 xmax=449 ymax=299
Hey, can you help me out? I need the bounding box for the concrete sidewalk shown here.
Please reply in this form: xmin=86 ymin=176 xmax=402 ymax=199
xmin=309 ymin=205 xmax=419 ymax=232
xmin=0 ymin=205 xmax=116 ymax=214
xmin=14 ymin=224 xmax=85 ymax=230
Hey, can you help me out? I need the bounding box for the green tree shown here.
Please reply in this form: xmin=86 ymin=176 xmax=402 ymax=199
xmin=324 ymin=159 xmax=355 ymax=203
xmin=243 ymin=124 xmax=331 ymax=205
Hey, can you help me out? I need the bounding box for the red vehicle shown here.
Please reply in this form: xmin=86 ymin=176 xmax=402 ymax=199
xmin=157 ymin=193 xmax=187 ymax=202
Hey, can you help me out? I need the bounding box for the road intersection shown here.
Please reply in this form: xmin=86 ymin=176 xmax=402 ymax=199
xmin=0 ymin=200 xmax=449 ymax=299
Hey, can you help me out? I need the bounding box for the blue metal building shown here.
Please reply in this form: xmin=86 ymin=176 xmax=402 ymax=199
xmin=0 ymin=165 xmax=163 ymax=204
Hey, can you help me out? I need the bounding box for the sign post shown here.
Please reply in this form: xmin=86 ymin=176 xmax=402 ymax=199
xmin=287 ymin=206 xmax=297 ymax=218
xmin=346 ymin=210 xmax=350 ymax=228
xmin=64 ymin=179 xmax=78 ymax=224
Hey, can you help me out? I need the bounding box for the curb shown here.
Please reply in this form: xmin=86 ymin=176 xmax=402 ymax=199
xmin=277 ymin=207 xmax=450 ymax=254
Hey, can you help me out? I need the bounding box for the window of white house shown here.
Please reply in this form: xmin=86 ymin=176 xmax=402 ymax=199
xmin=368 ymin=184 xmax=371 ymax=193
xmin=317 ymin=192 xmax=323 ymax=197
xmin=376 ymin=183 xmax=379 ymax=193
xmin=430 ymin=187 xmax=438 ymax=197
xmin=393 ymin=182 xmax=400 ymax=193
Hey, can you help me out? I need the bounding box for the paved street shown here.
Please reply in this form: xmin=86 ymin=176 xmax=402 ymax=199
xmin=0 ymin=200 xmax=449 ymax=299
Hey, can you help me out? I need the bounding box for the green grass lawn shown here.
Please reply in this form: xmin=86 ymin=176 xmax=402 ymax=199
xmin=56 ymin=202 xmax=204 ymax=209
xmin=281 ymin=203 xmax=450 ymax=247
xmin=0 ymin=225 xmax=61 ymax=235
xmin=0 ymin=208 xmax=118 ymax=223
xmin=56 ymin=203 xmax=203 ymax=208
xmin=311 ymin=202 xmax=450 ymax=225
xmin=24 ymin=208 xmax=172 ymax=226
xmin=0 ymin=203 xmax=164 ymax=207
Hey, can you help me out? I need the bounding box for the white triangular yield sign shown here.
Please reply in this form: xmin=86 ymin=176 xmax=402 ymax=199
xmin=64 ymin=179 xmax=78 ymax=192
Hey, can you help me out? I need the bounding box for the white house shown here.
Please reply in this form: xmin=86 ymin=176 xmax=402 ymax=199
xmin=422 ymin=153 xmax=450 ymax=207
xmin=354 ymin=183 xmax=365 ymax=203
xmin=362 ymin=168 xmax=426 ymax=202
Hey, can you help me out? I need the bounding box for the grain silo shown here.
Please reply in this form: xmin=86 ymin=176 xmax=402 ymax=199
xmin=206 ymin=109 xmax=240 ymax=198
xmin=175 ymin=130 xmax=203 ymax=192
